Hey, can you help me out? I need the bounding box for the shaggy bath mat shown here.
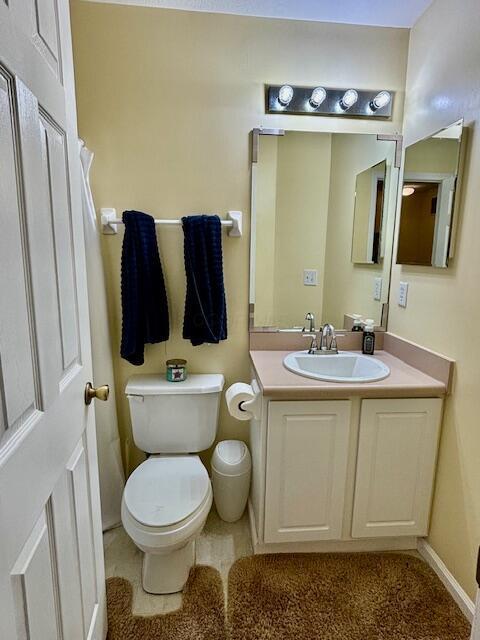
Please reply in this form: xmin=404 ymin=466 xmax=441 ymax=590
xmin=106 ymin=565 xmax=226 ymax=640
xmin=228 ymin=553 xmax=471 ymax=640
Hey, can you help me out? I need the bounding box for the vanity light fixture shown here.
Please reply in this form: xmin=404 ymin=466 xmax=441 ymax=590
xmin=402 ymin=186 xmax=415 ymax=196
xmin=278 ymin=84 xmax=294 ymax=106
xmin=340 ymin=89 xmax=359 ymax=110
xmin=266 ymin=85 xmax=394 ymax=118
xmin=309 ymin=86 xmax=327 ymax=108
xmin=370 ymin=90 xmax=392 ymax=112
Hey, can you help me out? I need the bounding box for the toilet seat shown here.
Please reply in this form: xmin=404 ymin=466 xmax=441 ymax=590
xmin=124 ymin=455 xmax=210 ymax=527
xmin=121 ymin=455 xmax=212 ymax=554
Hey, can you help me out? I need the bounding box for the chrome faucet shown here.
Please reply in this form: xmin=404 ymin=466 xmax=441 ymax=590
xmin=321 ymin=324 xmax=338 ymax=353
xmin=304 ymin=312 xmax=316 ymax=333
xmin=303 ymin=322 xmax=338 ymax=355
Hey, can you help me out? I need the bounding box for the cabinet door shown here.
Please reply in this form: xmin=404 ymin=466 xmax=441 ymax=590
xmin=264 ymin=400 xmax=351 ymax=543
xmin=352 ymin=398 xmax=442 ymax=538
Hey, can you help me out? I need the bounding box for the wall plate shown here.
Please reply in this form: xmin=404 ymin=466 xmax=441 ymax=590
xmin=303 ymin=269 xmax=318 ymax=286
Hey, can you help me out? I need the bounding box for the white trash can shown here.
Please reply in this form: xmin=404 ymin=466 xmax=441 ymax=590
xmin=211 ymin=440 xmax=251 ymax=523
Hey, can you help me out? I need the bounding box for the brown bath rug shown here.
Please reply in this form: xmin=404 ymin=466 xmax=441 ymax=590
xmin=107 ymin=565 xmax=226 ymax=640
xmin=228 ymin=553 xmax=471 ymax=640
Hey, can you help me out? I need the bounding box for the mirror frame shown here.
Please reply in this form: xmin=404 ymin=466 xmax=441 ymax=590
xmin=249 ymin=127 xmax=403 ymax=334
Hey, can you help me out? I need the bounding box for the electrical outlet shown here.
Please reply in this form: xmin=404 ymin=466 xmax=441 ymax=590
xmin=373 ymin=277 xmax=383 ymax=301
xmin=303 ymin=269 xmax=318 ymax=286
xmin=398 ymin=281 xmax=409 ymax=307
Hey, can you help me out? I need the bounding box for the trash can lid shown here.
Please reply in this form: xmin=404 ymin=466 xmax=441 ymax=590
xmin=212 ymin=440 xmax=251 ymax=475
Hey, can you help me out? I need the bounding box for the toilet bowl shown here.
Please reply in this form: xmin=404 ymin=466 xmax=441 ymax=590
xmin=121 ymin=455 xmax=212 ymax=593
xmin=122 ymin=373 xmax=224 ymax=594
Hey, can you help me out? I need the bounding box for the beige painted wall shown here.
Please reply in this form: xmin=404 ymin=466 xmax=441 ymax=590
xmin=388 ymin=0 xmax=480 ymax=599
xmin=254 ymin=132 xmax=332 ymax=328
xmin=253 ymin=135 xmax=278 ymax=326
xmin=71 ymin=0 xmax=408 ymax=473
xmin=273 ymin=132 xmax=332 ymax=327
xmin=323 ymin=134 xmax=397 ymax=327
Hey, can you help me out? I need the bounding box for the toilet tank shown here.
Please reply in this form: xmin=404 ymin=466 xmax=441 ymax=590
xmin=125 ymin=374 xmax=225 ymax=454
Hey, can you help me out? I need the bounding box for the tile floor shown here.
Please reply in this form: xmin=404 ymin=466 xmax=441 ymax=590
xmin=103 ymin=507 xmax=252 ymax=615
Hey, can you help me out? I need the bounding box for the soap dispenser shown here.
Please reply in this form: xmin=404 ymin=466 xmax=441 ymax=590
xmin=362 ymin=319 xmax=375 ymax=355
xmin=351 ymin=314 xmax=363 ymax=332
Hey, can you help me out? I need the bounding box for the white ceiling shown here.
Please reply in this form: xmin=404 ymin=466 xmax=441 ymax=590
xmin=88 ymin=0 xmax=433 ymax=28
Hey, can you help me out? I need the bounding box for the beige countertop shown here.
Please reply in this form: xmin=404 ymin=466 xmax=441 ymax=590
xmin=249 ymin=350 xmax=447 ymax=399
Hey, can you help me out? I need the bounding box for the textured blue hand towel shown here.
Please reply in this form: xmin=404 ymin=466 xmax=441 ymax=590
xmin=121 ymin=210 xmax=169 ymax=365
xmin=182 ymin=215 xmax=227 ymax=346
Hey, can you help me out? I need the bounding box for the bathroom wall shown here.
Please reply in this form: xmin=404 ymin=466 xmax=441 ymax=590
xmin=388 ymin=0 xmax=480 ymax=599
xmin=71 ymin=0 xmax=408 ymax=473
xmin=253 ymin=135 xmax=278 ymax=326
xmin=323 ymin=134 xmax=397 ymax=327
xmin=254 ymin=132 xmax=332 ymax=328
xmin=273 ymin=132 xmax=332 ymax=327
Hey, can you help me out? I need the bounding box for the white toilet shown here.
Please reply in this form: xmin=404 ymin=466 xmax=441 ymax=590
xmin=121 ymin=373 xmax=224 ymax=594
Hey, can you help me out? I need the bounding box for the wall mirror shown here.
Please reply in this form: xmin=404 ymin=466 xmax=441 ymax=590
xmin=396 ymin=120 xmax=464 ymax=268
xmin=250 ymin=129 xmax=401 ymax=332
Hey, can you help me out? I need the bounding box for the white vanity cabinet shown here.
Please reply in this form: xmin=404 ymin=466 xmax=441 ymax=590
xmin=264 ymin=400 xmax=351 ymax=543
xmin=252 ymin=395 xmax=443 ymax=552
xmin=351 ymin=398 xmax=442 ymax=538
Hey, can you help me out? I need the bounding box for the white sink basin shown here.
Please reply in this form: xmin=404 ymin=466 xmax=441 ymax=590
xmin=283 ymin=351 xmax=390 ymax=383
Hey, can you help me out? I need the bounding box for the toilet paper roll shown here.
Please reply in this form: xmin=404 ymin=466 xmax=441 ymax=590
xmin=225 ymin=382 xmax=256 ymax=421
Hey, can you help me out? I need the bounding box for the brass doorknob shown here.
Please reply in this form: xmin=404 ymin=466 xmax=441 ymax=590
xmin=85 ymin=382 xmax=110 ymax=405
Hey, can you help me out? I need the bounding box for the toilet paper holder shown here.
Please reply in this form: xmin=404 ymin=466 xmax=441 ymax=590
xmin=238 ymin=380 xmax=261 ymax=420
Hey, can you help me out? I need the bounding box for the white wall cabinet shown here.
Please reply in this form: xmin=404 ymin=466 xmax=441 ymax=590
xmin=351 ymin=398 xmax=442 ymax=538
xmin=264 ymin=400 xmax=351 ymax=543
xmin=253 ymin=396 xmax=442 ymax=550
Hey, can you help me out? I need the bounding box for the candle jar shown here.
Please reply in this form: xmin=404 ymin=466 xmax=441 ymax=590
xmin=166 ymin=358 xmax=187 ymax=382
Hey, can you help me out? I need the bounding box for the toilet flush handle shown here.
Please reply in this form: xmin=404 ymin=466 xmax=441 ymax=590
xmin=126 ymin=394 xmax=144 ymax=403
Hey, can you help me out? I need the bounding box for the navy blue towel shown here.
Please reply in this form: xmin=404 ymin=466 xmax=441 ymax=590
xmin=121 ymin=210 xmax=169 ymax=365
xmin=182 ymin=215 xmax=227 ymax=346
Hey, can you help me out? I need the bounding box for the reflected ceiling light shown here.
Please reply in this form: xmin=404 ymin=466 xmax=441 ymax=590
xmin=309 ymin=86 xmax=327 ymax=108
xmin=370 ymin=90 xmax=391 ymax=111
xmin=339 ymin=89 xmax=358 ymax=110
xmin=402 ymin=186 xmax=415 ymax=196
xmin=278 ymin=85 xmax=294 ymax=106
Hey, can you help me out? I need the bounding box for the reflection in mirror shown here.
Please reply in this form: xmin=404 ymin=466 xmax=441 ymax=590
xmin=352 ymin=160 xmax=387 ymax=264
xmin=397 ymin=121 xmax=463 ymax=268
xmin=250 ymin=131 xmax=400 ymax=332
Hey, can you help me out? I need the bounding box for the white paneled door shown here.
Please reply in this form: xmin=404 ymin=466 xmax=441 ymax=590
xmin=0 ymin=1 xmax=106 ymax=639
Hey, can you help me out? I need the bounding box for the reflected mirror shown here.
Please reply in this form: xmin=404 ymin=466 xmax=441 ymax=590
xmin=397 ymin=120 xmax=463 ymax=268
xmin=352 ymin=161 xmax=386 ymax=264
xmin=250 ymin=130 xmax=400 ymax=332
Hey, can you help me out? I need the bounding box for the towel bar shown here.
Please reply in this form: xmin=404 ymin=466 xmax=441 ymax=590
xmin=100 ymin=208 xmax=242 ymax=237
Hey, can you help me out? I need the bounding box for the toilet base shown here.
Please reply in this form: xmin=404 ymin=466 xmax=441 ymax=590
xmin=142 ymin=540 xmax=196 ymax=594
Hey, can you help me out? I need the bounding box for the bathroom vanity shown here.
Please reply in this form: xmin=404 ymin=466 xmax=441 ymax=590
xmin=248 ymin=341 xmax=452 ymax=554
xmin=247 ymin=125 xmax=458 ymax=555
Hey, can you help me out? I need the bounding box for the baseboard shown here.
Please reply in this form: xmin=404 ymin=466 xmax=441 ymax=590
xmin=247 ymin=499 xmax=259 ymax=551
xmin=417 ymin=539 xmax=474 ymax=622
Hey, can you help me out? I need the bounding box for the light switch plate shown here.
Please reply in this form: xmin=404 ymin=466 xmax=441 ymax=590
xmin=303 ymin=269 xmax=318 ymax=286
xmin=374 ymin=277 xmax=382 ymax=301
xmin=398 ymin=281 xmax=409 ymax=307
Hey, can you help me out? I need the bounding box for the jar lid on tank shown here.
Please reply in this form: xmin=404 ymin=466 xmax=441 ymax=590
xmin=166 ymin=359 xmax=187 ymax=367
xmin=126 ymin=373 xmax=225 ymax=395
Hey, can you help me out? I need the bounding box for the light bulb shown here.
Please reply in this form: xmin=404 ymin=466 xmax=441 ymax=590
xmin=370 ymin=90 xmax=391 ymax=111
xmin=309 ymin=86 xmax=326 ymax=108
xmin=340 ymin=89 xmax=358 ymax=110
xmin=402 ymin=186 xmax=415 ymax=196
xmin=278 ymin=85 xmax=294 ymax=106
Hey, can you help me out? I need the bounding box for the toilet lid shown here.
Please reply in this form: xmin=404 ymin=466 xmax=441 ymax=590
xmin=124 ymin=456 xmax=210 ymax=527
